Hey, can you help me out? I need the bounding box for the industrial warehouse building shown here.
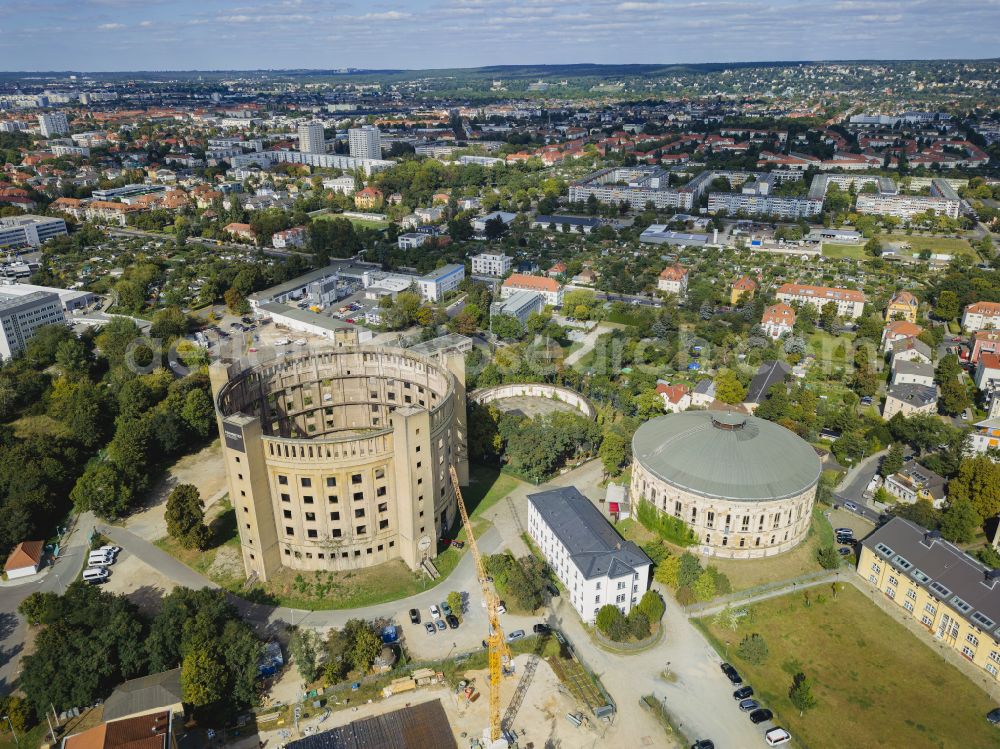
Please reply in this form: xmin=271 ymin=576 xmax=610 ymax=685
xmin=210 ymin=347 xmax=468 ymax=582
xmin=629 ymin=410 xmax=821 ymax=559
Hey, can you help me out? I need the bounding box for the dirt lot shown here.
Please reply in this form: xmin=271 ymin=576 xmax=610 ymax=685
xmin=100 ymin=551 xmax=177 ymax=615
xmin=125 ymin=441 xmax=227 ymax=541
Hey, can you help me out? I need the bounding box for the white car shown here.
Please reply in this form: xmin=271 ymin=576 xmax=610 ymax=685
xmin=98 ymin=545 xmax=121 ymax=555
xmin=429 ymin=604 xmax=441 ymax=620
xmin=764 ymin=727 xmax=791 ymax=746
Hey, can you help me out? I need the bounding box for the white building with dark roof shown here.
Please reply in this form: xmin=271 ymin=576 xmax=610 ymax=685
xmin=527 ymin=486 xmax=651 ymax=624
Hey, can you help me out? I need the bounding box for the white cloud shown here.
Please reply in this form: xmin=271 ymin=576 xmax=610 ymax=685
xmin=139 ymin=20 xmax=153 ymax=27
xmin=97 ymin=22 xmax=125 ymax=30
xmin=616 ymin=2 xmax=665 ymax=9
xmin=358 ymin=10 xmax=412 ymax=20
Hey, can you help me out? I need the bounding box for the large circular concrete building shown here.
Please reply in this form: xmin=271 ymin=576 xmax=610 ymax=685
xmin=630 ymin=410 xmax=820 ymax=559
xmin=210 ymin=347 xmax=468 ymax=581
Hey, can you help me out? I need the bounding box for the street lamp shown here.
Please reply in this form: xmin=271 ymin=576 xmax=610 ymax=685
xmin=3 ymin=715 xmax=19 ymax=747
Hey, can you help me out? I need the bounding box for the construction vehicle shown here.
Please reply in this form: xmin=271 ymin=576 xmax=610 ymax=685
xmin=449 ymin=465 xmax=512 ymax=746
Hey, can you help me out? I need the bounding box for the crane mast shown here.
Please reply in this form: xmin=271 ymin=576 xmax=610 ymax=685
xmin=448 ymin=465 xmax=511 ymax=743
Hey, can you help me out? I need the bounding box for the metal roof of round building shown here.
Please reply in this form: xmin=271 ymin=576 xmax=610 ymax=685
xmin=632 ymin=410 xmax=821 ymax=501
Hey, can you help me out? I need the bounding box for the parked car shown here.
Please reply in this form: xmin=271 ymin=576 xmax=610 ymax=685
xmin=733 ymin=686 xmax=754 ymax=700
xmin=430 ymin=604 xmax=441 ymax=620
xmin=533 ymin=623 xmax=550 ymax=634
xmin=738 ymin=699 xmax=760 ymax=712
xmin=98 ymin=545 xmax=121 ymax=555
xmin=843 ymin=501 xmax=859 ymax=513
xmin=749 ymin=709 xmax=773 ymax=724
xmin=424 ymin=622 xmax=436 ymax=635
xmin=987 ymin=708 xmax=1000 ymax=726
xmin=409 ymin=608 xmax=421 ymax=624
xmin=506 ymin=630 xmax=525 ymax=642
xmin=764 ymin=727 xmax=791 ymax=746
xmin=82 ymin=568 xmax=109 ymax=584
xmin=440 ymin=601 xmax=452 ymax=617
xmin=691 ymin=741 xmax=715 ymax=749
xmin=446 ymin=614 xmax=459 ymax=629
xmin=838 ymin=546 xmax=853 ymax=556
xmin=546 ymin=583 xmax=560 ymax=597
xmin=721 ymin=662 xmax=742 ymax=685
xmin=834 ymin=528 xmax=853 ymax=536
xmin=436 ymin=619 xmax=447 ymax=632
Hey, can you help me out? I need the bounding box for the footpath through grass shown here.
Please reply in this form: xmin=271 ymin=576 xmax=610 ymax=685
xmin=694 ymin=585 xmax=1000 ymax=749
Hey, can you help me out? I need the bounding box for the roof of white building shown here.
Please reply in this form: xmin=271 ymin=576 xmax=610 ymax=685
xmin=528 ymin=486 xmax=650 ymax=580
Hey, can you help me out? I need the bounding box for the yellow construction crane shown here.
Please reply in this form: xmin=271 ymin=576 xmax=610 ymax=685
xmin=449 ymin=464 xmax=511 ymax=744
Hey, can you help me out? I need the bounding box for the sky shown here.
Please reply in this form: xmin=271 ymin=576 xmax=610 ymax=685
xmin=1 ymin=0 xmax=998 ymax=72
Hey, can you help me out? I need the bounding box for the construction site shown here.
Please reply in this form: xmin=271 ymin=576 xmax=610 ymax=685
xmin=283 ymin=653 xmax=606 ymax=749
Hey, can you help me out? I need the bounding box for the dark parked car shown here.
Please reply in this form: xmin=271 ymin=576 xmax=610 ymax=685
xmin=838 ymin=546 xmax=853 ymax=556
xmin=691 ymin=741 xmax=715 ymax=749
xmin=987 ymin=707 xmax=1000 ymax=725
xmin=721 ymin=662 xmax=742 ymax=685
xmin=446 ymin=614 xmax=459 ymax=629
xmin=749 ymin=709 xmax=774 ymax=724
xmin=424 ymin=622 xmax=436 ymax=635
xmin=533 ymin=623 xmax=550 ymax=634
xmin=546 ymin=583 xmax=560 ymax=597
xmin=733 ymin=686 xmax=754 ymax=700
xmin=409 ymin=608 xmax=420 ymax=624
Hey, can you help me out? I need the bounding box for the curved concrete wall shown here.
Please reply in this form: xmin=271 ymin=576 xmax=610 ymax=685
xmin=470 ymin=383 xmax=596 ymax=420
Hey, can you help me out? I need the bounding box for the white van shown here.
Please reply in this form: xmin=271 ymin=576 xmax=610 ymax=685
xmin=82 ymin=568 xmax=109 ymax=583
xmin=88 ymin=552 xmax=114 ymax=567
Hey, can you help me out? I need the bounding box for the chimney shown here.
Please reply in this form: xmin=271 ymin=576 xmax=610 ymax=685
xmin=922 ymin=530 xmax=941 ymax=547
xmin=986 ymin=569 xmax=1000 ymax=587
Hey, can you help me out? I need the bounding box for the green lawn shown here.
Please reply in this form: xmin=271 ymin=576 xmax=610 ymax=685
xmin=694 ymin=585 xmax=1000 ymax=749
xmin=808 ymin=330 xmax=854 ymax=368
xmin=884 ymin=233 xmax=978 ymax=259
xmin=312 ymin=212 xmax=390 ymax=230
xmin=822 ymin=242 xmax=866 ymax=259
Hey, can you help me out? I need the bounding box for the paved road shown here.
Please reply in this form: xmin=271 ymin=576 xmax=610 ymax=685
xmin=0 ymin=512 xmax=94 ymax=692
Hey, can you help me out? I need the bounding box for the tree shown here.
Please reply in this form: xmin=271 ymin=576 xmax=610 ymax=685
xmin=934 ymin=290 xmax=960 ymax=321
xmin=149 ymin=306 xmax=188 ymax=340
xmin=448 ymin=216 xmax=473 ymax=241
xmin=693 ymin=570 xmax=717 ymax=601
xmin=350 ymin=626 xmax=382 ymax=673
xmin=491 ymin=313 xmax=524 ymax=341
xmin=484 ymin=216 xmax=509 ymax=240
xmin=655 ymin=555 xmax=681 ymax=587
xmin=864 ymin=236 xmax=882 ymax=257
xmin=788 ymin=672 xmax=817 ymax=716
xmin=880 ymin=443 xmax=904 ymax=478
xmin=677 ymin=553 xmax=703 ymax=588
xmin=447 ymin=591 xmax=464 ymax=621
xmin=714 ymin=369 xmax=745 ymax=405
xmin=637 ymin=590 xmax=665 ymax=623
xmin=819 ymin=302 xmax=838 ymax=333
xmin=634 ymin=389 xmax=665 ymax=419
xmin=289 ymin=628 xmax=321 ymax=683
xmin=165 ymin=484 xmax=211 ymax=550
xmin=595 ymin=605 xmax=628 ymax=641
xmin=599 ymin=430 xmax=628 ymax=476
xmin=627 ymin=607 xmax=651 ymax=639
xmin=181 ymin=648 xmax=226 ymax=707
xmin=70 ymin=462 xmax=134 ymax=519
xmin=939 ymin=377 xmax=970 ymax=416
xmin=55 ymin=338 xmax=90 ymax=377
xmin=948 ymin=456 xmax=1000 ymax=520
xmin=181 ymin=388 xmax=215 ymax=438
xmin=816 ymin=544 xmax=841 ymax=570
xmin=737 ymin=633 xmax=769 ymax=665
xmin=940 ymin=497 xmax=982 ymax=543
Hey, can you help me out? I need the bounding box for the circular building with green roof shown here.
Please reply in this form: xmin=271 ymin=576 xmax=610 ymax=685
xmin=630 ymin=409 xmax=821 ymax=559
